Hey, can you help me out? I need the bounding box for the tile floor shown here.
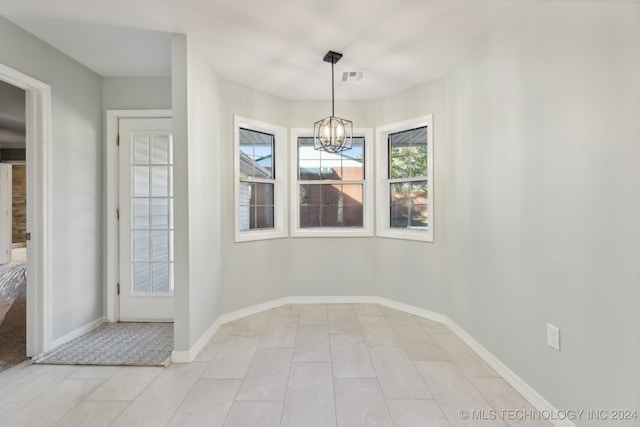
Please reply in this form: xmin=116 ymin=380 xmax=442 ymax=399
xmin=0 ymin=304 xmax=551 ymax=427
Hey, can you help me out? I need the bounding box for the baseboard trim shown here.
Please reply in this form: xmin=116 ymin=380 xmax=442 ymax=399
xmin=443 ymin=319 xmax=575 ymax=427
xmin=175 ymin=295 xmax=573 ymax=427
xmin=288 ymin=295 xmax=379 ymax=305
xmin=50 ymin=316 xmax=107 ymax=349
xmin=373 ymin=298 xmax=575 ymax=427
xmin=172 ymin=318 xmax=222 ymax=363
xmin=172 ymin=297 xmax=290 ymax=363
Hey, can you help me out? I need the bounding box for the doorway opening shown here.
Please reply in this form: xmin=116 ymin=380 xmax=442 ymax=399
xmin=0 ymin=62 xmax=53 ymax=361
xmin=0 ymin=80 xmax=27 ymax=372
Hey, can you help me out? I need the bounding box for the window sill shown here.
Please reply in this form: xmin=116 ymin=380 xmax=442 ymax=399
xmin=291 ymin=227 xmax=374 ymax=238
xmin=377 ymin=229 xmax=433 ymax=242
xmin=235 ymin=229 xmax=288 ymax=243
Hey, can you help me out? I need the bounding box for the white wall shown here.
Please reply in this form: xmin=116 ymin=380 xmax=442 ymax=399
xmin=218 ymin=79 xmax=290 ymax=311
xmin=102 ymin=77 xmax=171 ymax=110
xmin=374 ymin=78 xmax=449 ymax=315
xmin=172 ymin=35 xmax=223 ymax=351
xmin=445 ymin=2 xmax=640 ymax=421
xmin=0 ymin=17 xmax=103 ymax=341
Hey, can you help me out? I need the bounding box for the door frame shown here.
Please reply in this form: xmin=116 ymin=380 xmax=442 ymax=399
xmin=0 ymin=63 xmax=53 ymax=356
xmin=0 ymin=164 xmax=12 ymax=264
xmin=105 ymin=109 xmax=172 ymax=322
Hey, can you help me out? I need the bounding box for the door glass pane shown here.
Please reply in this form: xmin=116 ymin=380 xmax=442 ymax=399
xmin=130 ymin=131 xmax=174 ymax=296
xmin=133 ymin=166 xmax=149 ymax=196
xmin=151 ymin=166 xmax=169 ymax=197
xmin=134 ymin=134 xmax=150 ymax=164
xmin=133 ymin=263 xmax=150 ymax=293
xmin=133 ymin=199 xmax=149 ymax=229
xmin=152 ymin=263 xmax=169 ymax=293
xmin=151 ymin=231 xmax=169 ymax=261
xmin=133 ymin=231 xmax=150 ymax=261
xmin=151 ymin=134 xmax=169 ymax=164
xmin=151 ymin=198 xmax=169 ymax=229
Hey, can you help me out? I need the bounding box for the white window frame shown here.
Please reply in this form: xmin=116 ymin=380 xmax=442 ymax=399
xmin=290 ymin=127 xmax=374 ymax=238
xmin=234 ymin=115 xmax=288 ymax=242
xmin=376 ymin=115 xmax=434 ymax=242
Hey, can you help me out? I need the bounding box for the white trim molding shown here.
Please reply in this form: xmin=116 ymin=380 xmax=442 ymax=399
xmin=50 ymin=317 xmax=107 ymax=349
xmin=105 ymin=109 xmax=173 ymax=323
xmin=290 ymin=128 xmax=374 ymax=238
xmin=0 ymin=62 xmax=53 ymax=356
xmin=171 ymin=297 xmax=289 ymax=363
xmin=176 ymin=295 xmax=575 ymax=427
xmin=376 ymin=115 xmax=434 ymax=242
xmin=233 ymin=115 xmax=288 ymax=243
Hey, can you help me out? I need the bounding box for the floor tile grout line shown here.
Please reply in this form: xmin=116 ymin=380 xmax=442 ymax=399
xmin=278 ymin=311 xmax=299 ymax=427
xmin=360 ymin=305 xmax=397 ymax=427
xmin=107 ymin=401 xmax=134 ymax=427
xmin=410 ymin=359 xmax=453 ymax=427
xmin=161 ymin=364 xmax=207 ymax=427
xmin=328 ymin=324 xmax=339 ymax=427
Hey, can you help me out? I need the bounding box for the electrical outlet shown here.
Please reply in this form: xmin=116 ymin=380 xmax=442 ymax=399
xmin=547 ymin=323 xmax=560 ymax=351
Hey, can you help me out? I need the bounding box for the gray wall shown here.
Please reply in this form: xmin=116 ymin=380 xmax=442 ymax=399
xmin=172 ymin=35 xmax=224 ymax=351
xmin=102 ymin=77 xmax=171 ymax=110
xmin=215 ymin=73 xmax=450 ymax=317
xmin=374 ymin=79 xmax=449 ymax=315
xmin=445 ymin=2 xmax=639 ymax=421
xmin=218 ymin=79 xmax=290 ymax=312
xmin=0 ymin=16 xmax=103 ymax=340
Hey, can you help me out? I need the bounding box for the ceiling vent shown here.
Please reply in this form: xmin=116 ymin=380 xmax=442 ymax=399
xmin=341 ymin=70 xmax=366 ymax=82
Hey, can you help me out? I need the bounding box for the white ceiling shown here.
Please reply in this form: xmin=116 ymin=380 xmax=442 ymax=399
xmin=0 ymin=0 xmax=514 ymax=100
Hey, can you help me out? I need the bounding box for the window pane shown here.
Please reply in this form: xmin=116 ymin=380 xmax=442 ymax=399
xmin=250 ymin=183 xmax=274 ymax=206
xmin=389 ymin=126 xmax=428 ymax=179
xmin=390 ymin=182 xmax=410 ymax=228
xmin=254 ymin=206 xmax=274 ymax=229
xmin=299 ymin=204 xmax=319 ymax=228
xmin=410 ymin=145 xmax=428 ymax=177
xmin=390 ymin=181 xmax=428 ymax=230
xmin=239 ymin=128 xmax=274 ymax=179
xmin=410 ymin=204 xmax=428 ymax=228
xmin=239 ymin=182 xmax=251 ymax=231
xmin=411 ymin=181 xmax=428 ymax=202
xmin=242 ymin=183 xmax=274 ymax=230
xmin=299 ymin=184 xmax=363 ymax=228
xmin=342 ymin=205 xmax=363 ymax=227
xmin=298 ymin=137 xmax=364 ymax=181
xmin=390 ymin=204 xmax=410 ymax=228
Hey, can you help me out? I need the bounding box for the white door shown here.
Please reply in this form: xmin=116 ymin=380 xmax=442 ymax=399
xmin=118 ymin=118 xmax=174 ymax=321
xmin=0 ymin=164 xmax=12 ymax=265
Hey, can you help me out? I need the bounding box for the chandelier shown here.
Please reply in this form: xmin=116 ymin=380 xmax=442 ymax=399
xmin=314 ymin=51 xmax=353 ymax=153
